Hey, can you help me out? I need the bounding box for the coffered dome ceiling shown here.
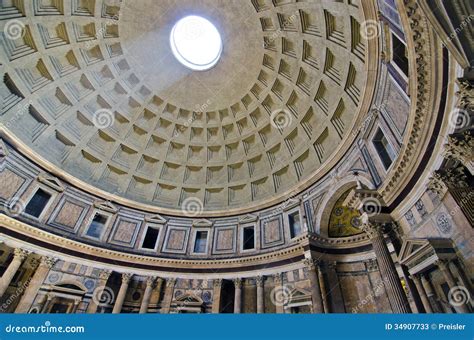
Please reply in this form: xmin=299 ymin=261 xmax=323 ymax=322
xmin=0 ymin=0 xmax=377 ymax=215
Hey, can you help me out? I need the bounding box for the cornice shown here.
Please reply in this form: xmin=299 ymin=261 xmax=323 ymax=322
xmin=380 ymin=0 xmax=446 ymax=205
xmin=0 ymin=214 xmax=305 ymax=270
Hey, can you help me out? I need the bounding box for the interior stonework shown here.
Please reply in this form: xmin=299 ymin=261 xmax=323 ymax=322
xmin=0 ymin=0 xmax=472 ymax=315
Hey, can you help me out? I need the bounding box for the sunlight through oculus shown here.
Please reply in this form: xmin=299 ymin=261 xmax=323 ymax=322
xmin=170 ymin=16 xmax=223 ymax=71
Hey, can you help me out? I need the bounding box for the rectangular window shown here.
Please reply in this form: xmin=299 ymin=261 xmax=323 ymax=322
xmin=24 ymin=188 xmax=52 ymax=218
xmin=289 ymin=212 xmax=302 ymax=239
xmin=193 ymin=231 xmax=208 ymax=254
xmin=373 ymin=128 xmax=396 ymax=170
xmin=86 ymin=213 xmax=108 ymax=239
xmin=392 ymin=34 xmax=409 ymax=76
xmin=142 ymin=227 xmax=160 ymax=250
xmin=243 ymin=226 xmax=255 ymax=250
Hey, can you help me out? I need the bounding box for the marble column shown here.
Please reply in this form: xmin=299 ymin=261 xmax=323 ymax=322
xmin=361 ymin=221 xmax=411 ymax=313
xmin=420 ymin=274 xmax=441 ymax=313
xmin=0 ymin=249 xmax=30 ymax=297
xmin=87 ymin=269 xmax=112 ymax=314
xmin=401 ymin=265 xmax=423 ymax=313
xmin=436 ymin=260 xmax=470 ymax=313
xmin=304 ymin=259 xmax=324 ymax=313
xmin=153 ymin=277 xmax=164 ymax=313
xmin=211 ymin=279 xmax=222 ymax=313
xmin=41 ymin=294 xmax=54 ymax=313
xmin=70 ymin=299 xmax=81 ymax=314
xmin=317 ymin=261 xmax=330 ymax=313
xmin=15 ymin=256 xmax=57 ymax=313
xmin=233 ymin=278 xmax=242 ymax=314
xmin=410 ymin=274 xmax=433 ymax=313
xmin=112 ymin=273 xmax=132 ymax=314
xmin=256 ymin=276 xmax=264 ymax=314
xmin=139 ymin=276 xmax=156 ymax=314
xmin=160 ymin=278 xmax=176 ymax=314
xmin=272 ymin=274 xmax=285 ymax=314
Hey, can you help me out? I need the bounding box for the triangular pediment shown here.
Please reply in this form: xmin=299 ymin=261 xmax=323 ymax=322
xmin=281 ymin=198 xmax=300 ymax=211
xmin=37 ymin=173 xmax=65 ymax=192
xmin=192 ymin=219 xmax=213 ymax=227
xmin=145 ymin=214 xmax=167 ymax=224
xmin=398 ymin=239 xmax=431 ymax=264
xmin=239 ymin=214 xmax=258 ymax=224
xmin=93 ymin=200 xmax=118 ymax=214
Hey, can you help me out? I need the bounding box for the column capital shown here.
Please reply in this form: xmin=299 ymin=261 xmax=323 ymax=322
xmin=98 ymin=269 xmax=112 ymax=281
xmin=360 ymin=222 xmax=383 ymax=239
xmin=121 ymin=273 xmax=133 ymax=284
xmin=365 ymin=258 xmax=379 ymax=272
xmin=39 ymin=256 xmax=57 ymax=269
xmin=166 ymin=278 xmax=176 ymax=288
xmin=146 ymin=276 xmax=156 ymax=287
xmin=13 ymin=248 xmax=30 ymax=262
xmin=233 ymin=278 xmax=242 ymax=288
xmin=303 ymin=258 xmax=316 ymax=270
xmin=272 ymin=273 xmax=283 ymax=284
xmin=255 ymin=276 xmax=264 ymax=287
xmin=427 ymin=172 xmax=448 ymax=197
xmin=213 ymin=278 xmax=223 ymax=288
xmin=443 ymin=132 xmax=473 ymax=172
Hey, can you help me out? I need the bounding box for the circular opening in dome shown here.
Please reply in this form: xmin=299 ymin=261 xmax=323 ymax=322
xmin=170 ymin=16 xmax=223 ymax=71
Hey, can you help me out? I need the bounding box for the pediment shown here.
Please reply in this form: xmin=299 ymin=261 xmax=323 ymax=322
xmin=239 ymin=214 xmax=258 ymax=224
xmin=281 ymin=198 xmax=300 ymax=211
xmin=37 ymin=174 xmax=65 ymax=192
xmin=93 ymin=200 xmax=118 ymax=214
xmin=398 ymin=238 xmax=432 ymax=264
xmin=192 ymin=219 xmax=213 ymax=227
xmin=145 ymin=214 xmax=167 ymax=224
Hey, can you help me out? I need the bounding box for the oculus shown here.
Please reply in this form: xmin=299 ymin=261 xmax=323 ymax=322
xmin=170 ymin=16 xmax=223 ymax=71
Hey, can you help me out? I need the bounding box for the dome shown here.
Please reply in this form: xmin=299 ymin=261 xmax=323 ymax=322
xmin=0 ymin=0 xmax=375 ymax=215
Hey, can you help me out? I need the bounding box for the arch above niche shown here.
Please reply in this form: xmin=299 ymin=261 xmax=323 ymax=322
xmin=317 ymin=173 xmax=373 ymax=238
xmin=327 ymin=190 xmax=363 ymax=238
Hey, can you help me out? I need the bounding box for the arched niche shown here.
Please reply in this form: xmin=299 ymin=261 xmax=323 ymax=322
xmin=317 ymin=173 xmax=373 ymax=238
